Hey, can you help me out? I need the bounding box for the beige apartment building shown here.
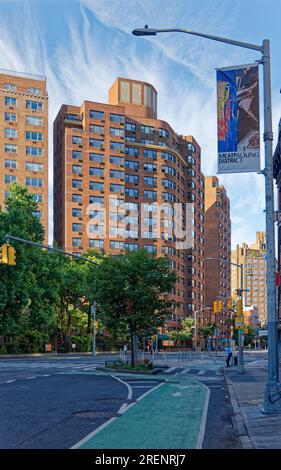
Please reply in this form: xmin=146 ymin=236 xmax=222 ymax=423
xmin=0 ymin=69 xmax=48 ymax=240
xmin=53 ymin=77 xmax=205 ymax=323
xmin=231 ymin=231 xmax=267 ymax=326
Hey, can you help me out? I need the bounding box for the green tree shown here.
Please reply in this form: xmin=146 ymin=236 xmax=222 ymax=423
xmin=86 ymin=249 xmax=177 ymax=366
xmin=0 ymin=184 xmax=59 ymax=341
xmin=170 ymin=317 xmax=194 ymax=345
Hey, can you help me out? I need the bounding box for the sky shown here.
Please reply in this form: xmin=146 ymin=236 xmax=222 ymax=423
xmin=0 ymin=0 xmax=280 ymax=248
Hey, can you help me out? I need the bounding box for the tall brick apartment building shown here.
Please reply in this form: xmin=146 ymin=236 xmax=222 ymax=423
xmin=53 ymin=77 xmax=205 ymax=321
xmin=0 ymin=69 xmax=48 ymax=239
xmin=205 ymin=176 xmax=231 ymax=342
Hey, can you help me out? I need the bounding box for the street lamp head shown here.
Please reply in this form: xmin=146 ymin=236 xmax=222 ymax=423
xmin=132 ymin=25 xmax=157 ymax=36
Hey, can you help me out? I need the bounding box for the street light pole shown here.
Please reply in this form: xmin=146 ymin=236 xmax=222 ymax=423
xmin=91 ymin=302 xmax=97 ymax=357
xmin=193 ymin=307 xmax=210 ymax=351
xmin=132 ymin=27 xmax=281 ymax=413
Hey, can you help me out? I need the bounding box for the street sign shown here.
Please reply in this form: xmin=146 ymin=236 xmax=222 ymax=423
xmin=259 ymin=330 xmax=268 ymax=337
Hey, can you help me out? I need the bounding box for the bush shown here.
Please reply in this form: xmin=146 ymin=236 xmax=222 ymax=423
xmin=71 ymin=335 xmax=93 ymax=352
xmin=18 ymin=330 xmax=49 ymax=353
xmin=0 ymin=344 xmax=7 ymax=354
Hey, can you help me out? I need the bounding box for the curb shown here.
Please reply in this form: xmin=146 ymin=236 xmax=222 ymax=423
xmin=223 ymin=370 xmax=254 ymax=449
xmin=0 ymin=351 xmax=119 ymax=359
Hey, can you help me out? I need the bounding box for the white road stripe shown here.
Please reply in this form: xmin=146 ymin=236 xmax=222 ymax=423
xmin=111 ymin=375 xmax=132 ymax=400
xmin=26 ymin=376 xmax=36 ymax=379
xmin=196 ymin=384 xmax=211 ymax=449
xmin=198 ymin=370 xmax=206 ymax=376
xmin=70 ymin=417 xmax=117 ymax=449
xmin=5 ymin=379 xmax=16 ymax=383
xmin=164 ymin=367 xmax=176 ymax=374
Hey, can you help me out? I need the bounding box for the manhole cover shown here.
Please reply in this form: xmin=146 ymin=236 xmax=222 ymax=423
xmin=74 ymin=410 xmax=116 ymax=418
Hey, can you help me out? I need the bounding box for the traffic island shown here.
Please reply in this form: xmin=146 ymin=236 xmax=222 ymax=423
xmin=97 ymin=360 xmax=163 ymax=375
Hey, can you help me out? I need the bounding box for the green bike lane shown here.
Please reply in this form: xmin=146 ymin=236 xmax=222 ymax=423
xmin=71 ymin=371 xmax=210 ymax=449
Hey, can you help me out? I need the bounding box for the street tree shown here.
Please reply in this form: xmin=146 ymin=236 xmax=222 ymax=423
xmin=86 ymin=249 xmax=177 ymax=366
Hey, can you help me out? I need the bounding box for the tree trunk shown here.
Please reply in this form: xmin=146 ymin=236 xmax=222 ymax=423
xmin=129 ymin=320 xmax=138 ymax=367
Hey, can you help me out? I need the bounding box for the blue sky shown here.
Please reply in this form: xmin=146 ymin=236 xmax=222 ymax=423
xmin=0 ymin=0 xmax=280 ymax=247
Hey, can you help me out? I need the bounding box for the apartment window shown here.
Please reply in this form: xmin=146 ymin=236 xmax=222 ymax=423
xmin=32 ymin=194 xmax=43 ymax=203
xmin=110 ymin=241 xmax=124 ymax=250
xmin=159 ymin=128 xmax=169 ymax=138
xmin=110 ymin=183 xmax=123 ymax=193
xmin=125 ymin=188 xmax=139 ymax=197
xmin=89 ymin=239 xmax=104 ymax=248
xmin=110 ymin=155 xmax=124 ymax=165
xmin=89 ymin=110 xmax=105 ymax=120
xmin=187 ymin=156 xmax=195 ymax=164
xmin=110 ymin=141 xmax=125 ymax=151
xmin=110 ymin=169 xmax=124 ymax=179
xmin=110 ymin=113 xmax=125 ymax=124
xmin=141 ymin=125 xmax=154 ymax=135
xmin=110 ymin=127 xmax=124 ymax=137
xmin=125 ymin=136 xmax=136 ymax=143
xmin=26 ymin=177 xmax=43 ymax=187
xmin=72 ymin=194 xmax=82 ymax=203
xmin=25 ymin=162 xmax=43 ymax=172
xmin=73 ymin=223 xmax=82 ymax=232
xmin=188 ymin=143 xmax=195 ymax=152
xmin=125 ymin=174 xmax=139 ymax=184
xmin=5 ymin=159 xmax=17 ymax=169
xmin=72 ymin=135 xmax=82 ymax=145
xmin=125 ymin=160 xmax=139 ymax=170
xmin=26 ymin=100 xmax=43 ymax=110
xmin=125 ymin=202 xmax=139 ymax=212
xmin=144 ymin=149 xmax=157 ymax=160
xmin=125 ymin=229 xmax=138 ymax=238
xmin=5 ymin=175 xmax=17 ymax=184
xmin=5 ymin=128 xmax=17 ymax=138
xmin=162 ymin=165 xmax=175 ymax=176
xmin=89 ymin=167 xmax=104 ymax=177
xmin=89 ymin=138 xmax=104 ymax=148
xmin=26 ymin=116 xmax=43 ymax=126
xmin=143 ymin=190 xmax=157 ymax=200
xmin=162 ymin=178 xmax=176 ymax=189
xmin=162 ymin=192 xmax=175 ymax=202
xmin=72 ymin=238 xmax=82 ymax=247
xmin=110 ymin=226 xmax=125 ymax=237
xmin=72 ymin=208 xmax=82 ymax=217
xmin=125 ymin=123 xmax=136 ymax=132
xmin=125 ymin=243 xmax=139 ymax=252
xmin=125 ymin=146 xmax=139 ymax=156
xmin=72 ymin=164 xmax=82 ymax=174
xmin=32 ymin=210 xmax=42 ymax=218
xmin=5 ymin=96 xmax=17 ymax=106
xmin=3 ymin=83 xmax=16 ymax=91
xmin=5 ymin=112 xmax=16 ymax=122
xmin=89 ymin=181 xmax=104 ymax=191
xmin=110 ymin=197 xmax=124 ymax=208
xmin=144 ymin=176 xmax=157 ymax=187
xmin=162 ymin=152 xmax=176 ymax=163
xmin=27 ymin=87 xmax=42 ymax=95
xmin=141 ymin=138 xmax=154 ymax=145
xmin=5 ymin=143 xmax=17 ymax=153
xmin=144 ymin=163 xmax=157 ymax=171
xmin=72 ymin=179 xmax=82 ymax=188
xmin=90 ymin=124 xmax=104 ymax=134
xmin=26 ymin=131 xmax=43 ymax=141
xmin=89 ymin=153 xmax=104 ymax=163
xmin=72 ymin=150 xmax=82 ymax=159
xmin=144 ymin=245 xmax=157 ymax=254
xmin=89 ymin=195 xmax=104 ymax=204
xmin=26 ymin=146 xmax=43 ymax=156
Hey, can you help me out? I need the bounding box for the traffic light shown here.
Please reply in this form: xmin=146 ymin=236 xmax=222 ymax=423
xmin=8 ymin=245 xmax=16 ymax=266
xmin=0 ymin=244 xmax=16 ymax=266
xmin=213 ymin=300 xmax=219 ymax=313
xmin=0 ymin=244 xmax=8 ymax=264
xmin=218 ymin=301 xmax=223 ymax=312
xmin=237 ymin=299 xmax=243 ymax=316
xmin=227 ymin=298 xmax=233 ymax=309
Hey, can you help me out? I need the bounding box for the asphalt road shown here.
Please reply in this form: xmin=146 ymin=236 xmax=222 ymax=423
xmin=0 ymin=357 xmax=162 ymax=449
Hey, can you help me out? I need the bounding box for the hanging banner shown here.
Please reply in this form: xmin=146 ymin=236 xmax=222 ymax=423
xmin=217 ymin=64 xmax=260 ymax=173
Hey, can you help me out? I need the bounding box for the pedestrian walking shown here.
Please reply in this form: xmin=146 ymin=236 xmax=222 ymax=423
xmin=225 ymin=345 xmax=233 ymax=367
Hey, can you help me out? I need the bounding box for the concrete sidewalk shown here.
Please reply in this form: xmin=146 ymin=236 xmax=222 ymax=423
xmin=224 ymin=365 xmax=281 ymax=448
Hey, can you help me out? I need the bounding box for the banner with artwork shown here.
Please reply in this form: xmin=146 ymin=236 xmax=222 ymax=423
xmin=217 ymin=64 xmax=260 ymax=173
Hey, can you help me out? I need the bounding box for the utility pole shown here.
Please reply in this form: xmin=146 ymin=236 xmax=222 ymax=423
xmin=91 ymin=302 xmax=97 ymax=357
